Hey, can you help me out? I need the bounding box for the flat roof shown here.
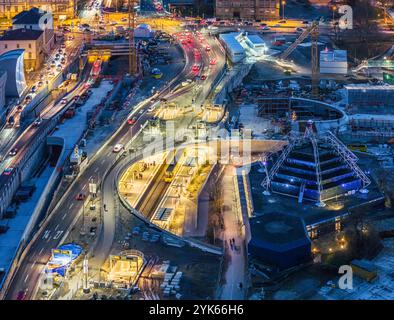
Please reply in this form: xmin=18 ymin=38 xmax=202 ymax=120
xmin=345 ymin=84 xmax=394 ymax=90
xmin=351 ymin=259 xmax=377 ymax=272
xmin=250 ymin=212 xmax=309 ymax=245
xmin=245 ymin=34 xmax=265 ymax=46
xmin=219 ymin=32 xmax=245 ymax=54
xmin=320 ymin=49 xmax=347 ymax=62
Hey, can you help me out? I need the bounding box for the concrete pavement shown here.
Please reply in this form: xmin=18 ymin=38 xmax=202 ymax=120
xmin=220 ymin=166 xmax=247 ymax=300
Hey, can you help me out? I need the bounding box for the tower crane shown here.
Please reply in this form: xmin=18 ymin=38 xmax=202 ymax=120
xmin=279 ymin=21 xmax=320 ymax=99
xmin=128 ymin=0 xmax=138 ymax=75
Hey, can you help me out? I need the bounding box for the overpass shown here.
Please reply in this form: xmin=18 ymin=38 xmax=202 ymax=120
xmin=82 ymin=43 xmax=132 ymax=60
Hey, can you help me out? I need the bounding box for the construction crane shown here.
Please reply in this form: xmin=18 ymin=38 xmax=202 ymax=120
xmin=279 ymin=21 xmax=320 ymax=99
xmin=128 ymin=0 xmax=138 ymax=75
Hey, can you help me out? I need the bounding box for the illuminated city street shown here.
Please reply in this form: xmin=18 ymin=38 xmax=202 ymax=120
xmin=0 ymin=0 xmax=393 ymax=313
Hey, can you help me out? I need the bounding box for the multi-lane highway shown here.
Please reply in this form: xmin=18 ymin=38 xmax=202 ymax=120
xmin=4 ymin=29 xmax=226 ymax=299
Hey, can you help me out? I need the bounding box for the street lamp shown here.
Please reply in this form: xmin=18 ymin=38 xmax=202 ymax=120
xmin=332 ymin=5 xmax=337 ymax=22
xmin=281 ymin=1 xmax=286 ymax=20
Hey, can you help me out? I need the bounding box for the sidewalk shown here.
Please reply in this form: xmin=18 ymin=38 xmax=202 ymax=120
xmin=220 ymin=166 xmax=246 ymax=300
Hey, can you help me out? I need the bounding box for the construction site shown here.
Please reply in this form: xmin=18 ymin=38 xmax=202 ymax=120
xmin=207 ymin=12 xmax=394 ymax=300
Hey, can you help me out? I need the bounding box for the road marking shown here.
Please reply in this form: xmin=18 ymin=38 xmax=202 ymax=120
xmin=30 ymin=261 xmax=36 ymax=269
xmin=24 ymin=274 xmax=29 ymax=283
xmin=62 ymin=213 xmax=67 ymax=220
xmin=69 ymin=203 xmax=74 ymax=210
xmin=82 ymin=183 xmax=86 ymax=190
xmin=42 ymin=230 xmax=51 ymax=240
xmin=39 ymin=248 xmax=44 ymax=255
xmin=101 ymin=159 xmax=106 ymax=165
xmin=55 ymin=224 xmax=59 ymax=231
xmin=94 ymin=167 xmax=99 ymax=173
xmin=53 ymin=230 xmax=63 ymax=240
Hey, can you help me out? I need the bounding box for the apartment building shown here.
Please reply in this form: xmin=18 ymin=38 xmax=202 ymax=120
xmin=216 ymin=0 xmax=279 ymax=20
xmin=0 ymin=28 xmax=44 ymax=71
xmin=0 ymin=0 xmax=74 ymax=19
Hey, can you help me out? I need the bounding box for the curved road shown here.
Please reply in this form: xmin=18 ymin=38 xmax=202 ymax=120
xmin=4 ymin=34 xmax=215 ymax=299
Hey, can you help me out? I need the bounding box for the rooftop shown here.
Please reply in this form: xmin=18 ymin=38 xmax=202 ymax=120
xmin=345 ymin=84 xmax=394 ymax=90
xmin=320 ymin=49 xmax=347 ymax=62
xmin=12 ymin=7 xmax=46 ymax=25
xmin=0 ymin=29 xmax=43 ymax=41
xmin=249 ymin=212 xmax=310 ymax=251
xmin=245 ymin=34 xmax=265 ymax=46
xmin=219 ymin=32 xmax=245 ymax=54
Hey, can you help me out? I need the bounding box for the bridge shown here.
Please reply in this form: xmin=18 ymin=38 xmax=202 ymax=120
xmin=82 ymin=43 xmax=132 ymax=61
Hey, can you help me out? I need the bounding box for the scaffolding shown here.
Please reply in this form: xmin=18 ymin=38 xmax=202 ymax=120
xmin=262 ymin=126 xmax=371 ymax=203
xmin=322 ymin=133 xmax=371 ymax=188
xmin=306 ymin=126 xmax=324 ymax=205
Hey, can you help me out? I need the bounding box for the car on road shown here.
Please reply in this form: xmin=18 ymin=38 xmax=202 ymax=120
xmin=209 ymin=58 xmax=217 ymax=65
xmin=25 ymin=95 xmax=32 ymax=103
xmin=113 ymin=144 xmax=124 ymax=153
xmin=127 ymin=117 xmax=137 ymax=125
xmin=295 ymin=27 xmax=304 ymax=32
xmin=33 ymin=118 xmax=42 ymax=127
xmin=205 ymin=45 xmax=211 ymax=51
xmin=16 ymin=105 xmax=23 ymax=112
xmin=76 ymin=193 xmax=86 ymax=201
xmin=200 ymin=74 xmax=207 ymax=80
xmin=60 ymin=98 xmax=67 ymax=104
xmin=181 ymin=79 xmax=193 ymax=87
xmin=8 ymin=115 xmax=15 ymax=126
xmin=16 ymin=290 xmax=27 ymax=300
xmin=207 ymin=25 xmax=218 ymax=30
xmin=9 ymin=148 xmax=18 ymax=156
xmin=31 ymin=85 xmax=37 ymax=93
xmin=3 ymin=167 xmax=14 ymax=176
xmin=261 ymin=26 xmax=271 ymax=31
xmin=279 ymin=20 xmax=287 ymax=24
xmin=192 ymin=64 xmax=200 ymax=72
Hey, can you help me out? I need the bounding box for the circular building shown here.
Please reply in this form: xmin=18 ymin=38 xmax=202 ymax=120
xmin=256 ymin=97 xmax=347 ymax=133
xmin=248 ymin=212 xmax=311 ymax=270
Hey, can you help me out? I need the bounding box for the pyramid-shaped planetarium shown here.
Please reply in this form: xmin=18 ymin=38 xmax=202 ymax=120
xmin=261 ymin=124 xmax=371 ymax=206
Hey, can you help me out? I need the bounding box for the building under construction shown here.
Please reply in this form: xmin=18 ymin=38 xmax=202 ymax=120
xmin=257 ymin=97 xmax=344 ymax=122
xmin=261 ymin=124 xmax=371 ymax=205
